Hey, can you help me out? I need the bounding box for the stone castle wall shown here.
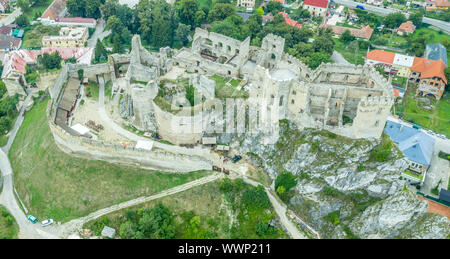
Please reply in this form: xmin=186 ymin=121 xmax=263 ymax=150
xmin=46 ymin=100 xmax=212 ymax=173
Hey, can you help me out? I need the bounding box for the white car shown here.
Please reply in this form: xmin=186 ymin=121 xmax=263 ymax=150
xmin=41 ymin=219 xmax=54 ymax=227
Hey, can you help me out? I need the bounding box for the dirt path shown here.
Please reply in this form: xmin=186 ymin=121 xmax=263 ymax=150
xmin=54 ymin=173 xmax=222 ymax=238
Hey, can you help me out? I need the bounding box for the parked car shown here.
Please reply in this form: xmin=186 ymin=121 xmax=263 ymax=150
xmin=27 ymin=215 xmax=38 ymax=224
xmin=231 ymin=155 xmax=242 ymax=163
xmin=41 ymin=219 xmax=54 ymax=227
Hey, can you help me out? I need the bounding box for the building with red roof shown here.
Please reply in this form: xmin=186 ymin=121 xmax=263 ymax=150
xmin=279 ymin=12 xmax=302 ymax=29
xmin=303 ymin=0 xmax=329 ymax=17
xmin=39 ymin=0 xmax=96 ymax=28
xmin=272 ymin=0 xmax=286 ymax=4
xmin=365 ymin=49 xmax=396 ymax=67
xmin=409 ymin=58 xmax=447 ymax=100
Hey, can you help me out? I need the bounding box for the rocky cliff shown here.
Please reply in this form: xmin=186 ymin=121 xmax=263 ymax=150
xmin=233 ymin=120 xmax=450 ymax=239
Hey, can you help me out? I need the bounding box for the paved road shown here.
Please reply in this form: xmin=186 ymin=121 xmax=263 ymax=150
xmin=333 ymin=0 xmax=450 ymax=33
xmin=0 ymin=92 xmax=59 ymax=239
xmin=1 ymin=92 xmax=35 ymax=153
xmin=231 ymin=175 xmax=307 ymax=239
xmin=0 ymin=8 xmax=22 ymax=26
xmin=331 ymin=51 xmax=351 ymax=65
xmin=387 ymin=115 xmax=450 ymax=196
xmin=97 ymin=80 xmax=310 ymax=238
xmin=87 ymin=19 xmax=111 ymax=49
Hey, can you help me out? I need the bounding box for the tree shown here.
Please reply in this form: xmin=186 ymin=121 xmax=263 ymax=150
xmin=194 ymin=10 xmax=207 ymax=28
xmin=77 ymin=69 xmax=84 ymax=81
xmin=340 ymin=29 xmax=355 ymax=44
xmin=274 ymin=171 xmax=299 ymax=202
xmin=177 ymin=0 xmax=198 ymax=27
xmin=137 ymin=0 xmax=178 ymax=48
xmin=313 ymin=35 xmax=335 ymax=54
xmin=94 ymin=39 xmax=107 ymax=62
xmin=17 ymin=0 xmax=30 ymax=12
xmin=266 ymin=1 xmax=283 ymax=14
xmin=40 ymin=52 xmax=62 ymax=70
xmin=0 ymin=81 xmax=6 ymax=98
xmin=256 ymin=7 xmax=264 ymax=15
xmin=67 ymin=0 xmax=86 ymax=17
xmin=208 ymin=3 xmax=235 ymax=22
xmin=445 ymin=67 xmax=450 ymax=87
xmin=174 ymin=23 xmax=191 ymax=46
xmin=409 ymin=12 xmax=423 ymax=28
xmin=138 ymin=203 xmax=176 ymax=239
xmin=119 ymin=221 xmax=137 ymax=239
xmin=383 ymin=12 xmax=406 ymax=28
xmin=14 ymin=14 xmax=29 ymax=27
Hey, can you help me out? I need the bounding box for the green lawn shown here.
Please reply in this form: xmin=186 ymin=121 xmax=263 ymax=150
xmin=0 ymin=135 xmax=8 ymax=147
xmin=84 ymin=81 xmax=99 ymax=101
xmin=9 ymin=99 xmax=211 ymax=222
xmin=211 ymin=75 xmax=247 ymax=98
xmin=402 ymin=170 xmax=423 ymax=181
xmin=411 ymin=27 xmax=450 ymax=45
xmin=333 ymin=38 xmax=365 ymax=65
xmin=371 ymin=31 xmax=409 ymax=49
xmin=402 ymin=86 xmax=450 ymax=138
xmin=21 ymin=25 xmax=61 ymax=49
xmin=83 ymin=179 xmax=288 ymax=239
xmin=21 ymin=0 xmax=53 ymax=21
xmin=0 ymin=205 xmax=19 ymax=239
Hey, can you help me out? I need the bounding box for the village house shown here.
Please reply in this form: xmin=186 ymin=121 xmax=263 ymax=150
xmin=397 ymin=21 xmax=416 ymax=36
xmin=392 ymin=53 xmax=415 ymax=78
xmin=0 ymin=0 xmax=10 ymax=13
xmin=425 ymin=0 xmax=450 ymax=10
xmin=262 ymin=13 xmax=274 ymax=25
xmin=42 ymin=27 xmax=89 ymax=48
xmin=0 ymin=34 xmax=21 ymax=51
xmin=39 ymin=0 xmax=96 ymax=28
xmin=279 ymin=12 xmax=302 ymax=29
xmin=40 ymin=0 xmax=67 ymax=22
xmin=365 ymin=49 xmax=396 ymax=68
xmin=325 ymin=24 xmax=374 ymax=40
xmin=303 ymin=0 xmax=329 ymax=17
xmin=384 ymin=120 xmax=435 ymax=177
xmin=365 ymin=50 xmax=415 ymax=78
xmin=410 ymin=57 xmax=447 ymax=100
xmin=237 ymin=0 xmax=256 ymax=8
xmin=425 ymin=43 xmax=448 ymax=67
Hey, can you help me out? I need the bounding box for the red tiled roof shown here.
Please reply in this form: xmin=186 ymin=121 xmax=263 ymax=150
xmin=41 ymin=0 xmax=66 ymax=21
xmin=55 ymin=17 xmax=96 ymax=24
xmin=273 ymin=0 xmax=285 ymax=4
xmin=279 ymin=12 xmax=302 ymax=29
xmin=393 ymin=88 xmax=400 ymax=97
xmin=304 ymin=0 xmax=329 ymax=8
xmin=1 ymin=50 xmax=38 ymax=78
xmin=398 ymin=21 xmax=416 ymax=33
xmin=325 ymin=24 xmax=374 ymax=40
xmin=366 ymin=49 xmax=396 ymax=64
xmin=411 ymin=57 xmax=447 ymax=84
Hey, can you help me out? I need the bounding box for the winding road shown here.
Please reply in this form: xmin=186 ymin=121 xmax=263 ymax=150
xmin=0 ymin=79 xmax=310 ymax=239
xmin=333 ymin=0 xmax=450 ymax=33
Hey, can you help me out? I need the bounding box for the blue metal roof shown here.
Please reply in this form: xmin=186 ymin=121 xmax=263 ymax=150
xmin=425 ymin=43 xmax=448 ymax=67
xmin=384 ymin=120 xmax=435 ymax=166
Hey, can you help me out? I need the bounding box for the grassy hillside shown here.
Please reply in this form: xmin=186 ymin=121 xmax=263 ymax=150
xmin=0 ymin=206 xmax=19 ymax=239
xmin=9 ymin=99 xmax=210 ymax=222
xmin=84 ymin=179 xmax=288 ymax=239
